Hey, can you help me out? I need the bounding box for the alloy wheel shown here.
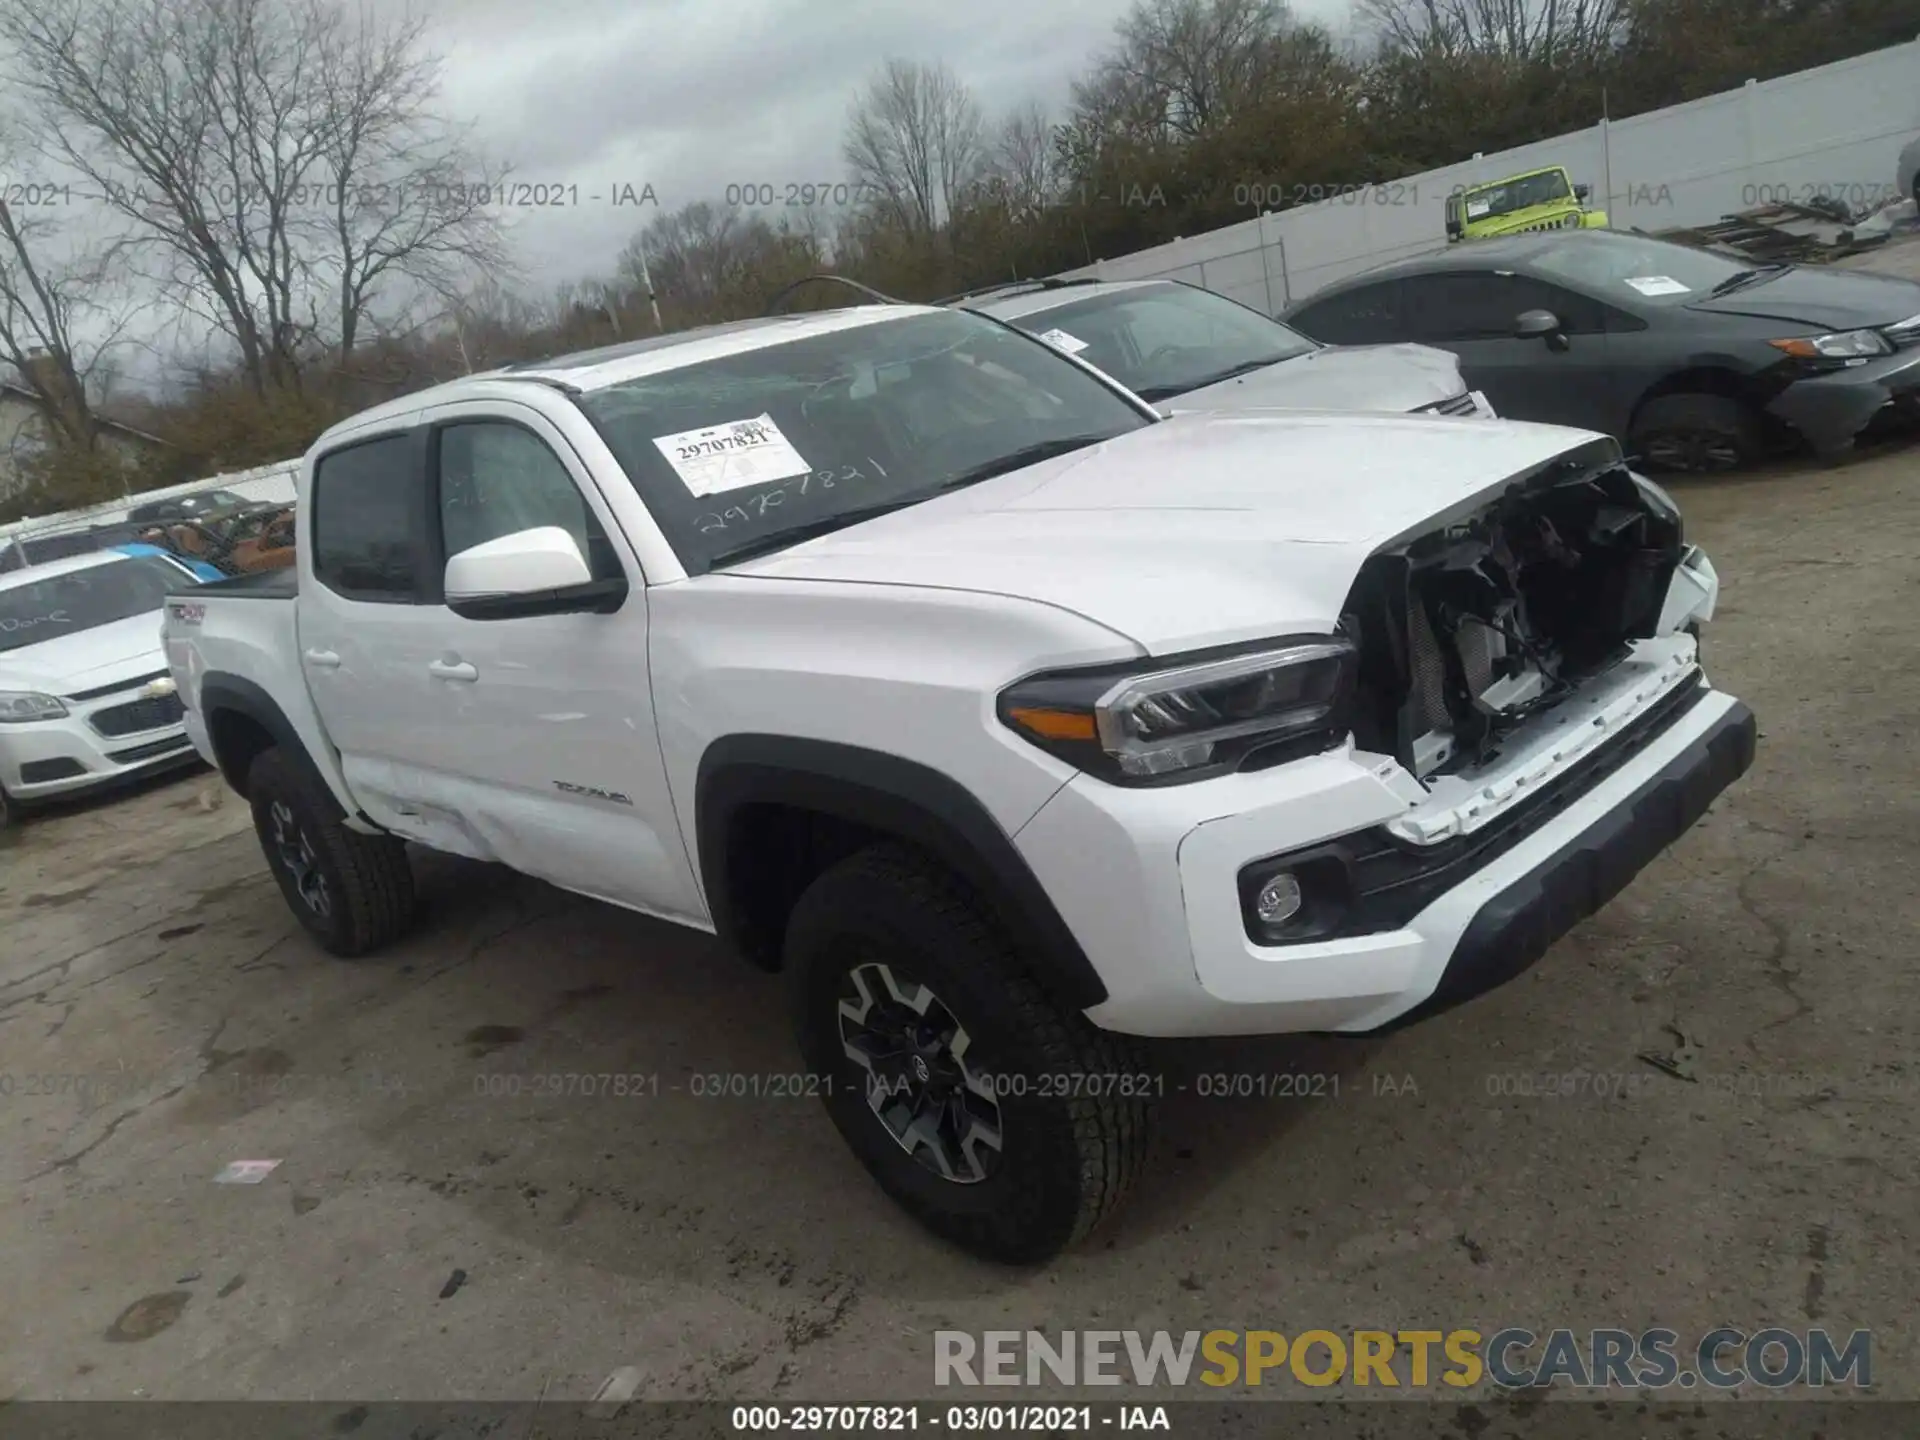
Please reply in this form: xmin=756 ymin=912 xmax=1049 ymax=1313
xmin=1643 ymin=429 xmax=1744 ymax=473
xmin=268 ymin=799 xmax=332 ymax=918
xmin=837 ymin=961 xmax=1004 ymax=1184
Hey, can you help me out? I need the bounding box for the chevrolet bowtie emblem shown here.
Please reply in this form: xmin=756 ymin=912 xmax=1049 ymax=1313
xmin=143 ymin=675 xmax=178 ymax=699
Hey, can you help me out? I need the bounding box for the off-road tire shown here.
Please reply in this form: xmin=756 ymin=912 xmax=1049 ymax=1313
xmin=1630 ymin=393 xmax=1764 ymax=474
xmin=247 ymin=746 xmax=415 ymax=957
xmin=784 ymin=844 xmax=1154 ymax=1264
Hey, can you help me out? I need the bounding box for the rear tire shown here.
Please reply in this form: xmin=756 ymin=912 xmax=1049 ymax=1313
xmin=784 ymin=844 xmax=1154 ymax=1264
xmin=1630 ymin=393 xmax=1764 ymax=474
xmin=247 ymin=747 xmax=415 ymax=956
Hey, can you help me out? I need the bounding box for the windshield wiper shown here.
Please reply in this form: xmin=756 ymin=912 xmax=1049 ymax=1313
xmin=1137 ymin=356 xmax=1291 ymax=402
xmin=1709 ymin=263 xmax=1792 ymax=297
xmin=705 ymin=498 xmax=928 ymax=569
xmin=929 ymin=433 xmax=1119 ymax=492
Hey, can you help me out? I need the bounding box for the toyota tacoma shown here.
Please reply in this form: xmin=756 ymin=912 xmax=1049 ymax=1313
xmin=161 ymin=303 xmax=1752 ymax=1263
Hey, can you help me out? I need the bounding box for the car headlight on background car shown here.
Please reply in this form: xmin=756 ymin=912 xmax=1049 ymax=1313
xmin=1768 ymin=329 xmax=1893 ymax=361
xmin=0 ymin=691 xmax=68 ymax=723
xmin=999 ymin=638 xmax=1355 ymax=784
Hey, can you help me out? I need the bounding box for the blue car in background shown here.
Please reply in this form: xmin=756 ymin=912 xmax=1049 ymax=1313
xmin=113 ymin=543 xmax=224 ymax=583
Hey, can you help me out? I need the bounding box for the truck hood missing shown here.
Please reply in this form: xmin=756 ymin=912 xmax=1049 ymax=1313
xmin=729 ymin=411 xmax=1622 ymax=654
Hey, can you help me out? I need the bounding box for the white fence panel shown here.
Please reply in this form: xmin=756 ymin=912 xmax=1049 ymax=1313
xmin=1059 ymin=37 xmax=1920 ymax=311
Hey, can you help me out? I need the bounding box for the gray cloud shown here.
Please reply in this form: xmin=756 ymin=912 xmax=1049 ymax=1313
xmin=411 ymin=0 xmax=1353 ymax=288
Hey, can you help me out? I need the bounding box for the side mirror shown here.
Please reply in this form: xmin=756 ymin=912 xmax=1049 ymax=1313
xmin=1574 ymin=183 xmax=1592 ymax=202
xmin=444 ymin=525 xmax=624 ymax=620
xmin=1516 ymin=308 xmax=1571 ymax=351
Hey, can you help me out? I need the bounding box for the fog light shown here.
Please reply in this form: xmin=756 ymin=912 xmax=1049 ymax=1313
xmin=1254 ymin=871 xmax=1303 ymax=925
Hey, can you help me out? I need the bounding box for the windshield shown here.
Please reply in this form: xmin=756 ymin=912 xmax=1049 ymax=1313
xmin=576 ymin=309 xmax=1151 ymax=572
xmin=1004 ymin=284 xmax=1318 ymax=402
xmin=1461 ymin=170 xmax=1572 ymax=221
xmin=0 ymin=556 xmax=178 ymax=654
xmin=1529 ymin=230 xmax=1751 ymax=305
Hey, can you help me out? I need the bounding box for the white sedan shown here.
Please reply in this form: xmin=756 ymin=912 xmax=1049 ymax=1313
xmin=0 ymin=550 xmax=207 ymax=826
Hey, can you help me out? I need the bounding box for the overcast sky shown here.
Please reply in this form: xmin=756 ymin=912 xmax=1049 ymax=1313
xmin=416 ymin=0 xmax=1356 ymax=289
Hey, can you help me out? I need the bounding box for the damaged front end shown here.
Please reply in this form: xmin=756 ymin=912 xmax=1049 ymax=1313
xmin=1340 ymin=441 xmax=1716 ymax=819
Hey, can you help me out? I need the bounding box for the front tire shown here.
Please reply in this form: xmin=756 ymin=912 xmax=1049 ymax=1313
xmin=784 ymin=845 xmax=1153 ymax=1264
xmin=1630 ymin=393 xmax=1764 ymax=474
xmin=247 ymin=747 xmax=415 ymax=956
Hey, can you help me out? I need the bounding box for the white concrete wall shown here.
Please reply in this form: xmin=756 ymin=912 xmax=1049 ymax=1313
xmin=1059 ymin=37 xmax=1920 ymax=313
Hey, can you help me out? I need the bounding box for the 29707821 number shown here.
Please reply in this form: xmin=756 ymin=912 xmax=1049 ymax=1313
xmin=692 ymin=461 xmax=884 ymax=534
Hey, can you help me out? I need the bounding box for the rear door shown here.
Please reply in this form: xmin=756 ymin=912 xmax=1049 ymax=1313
xmin=408 ymin=402 xmax=704 ymax=923
xmin=296 ymin=428 xmax=447 ymax=836
xmin=1399 ymin=270 xmax=1624 ymax=431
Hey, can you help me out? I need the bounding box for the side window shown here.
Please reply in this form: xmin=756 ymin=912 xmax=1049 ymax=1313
xmin=1289 ymin=283 xmax=1403 ymax=344
xmin=435 ymin=421 xmax=620 ymax=579
xmin=311 ymin=435 xmax=419 ymax=602
xmin=1401 ymin=273 xmax=1515 ymax=341
xmin=1405 ymin=273 xmax=1608 ymax=341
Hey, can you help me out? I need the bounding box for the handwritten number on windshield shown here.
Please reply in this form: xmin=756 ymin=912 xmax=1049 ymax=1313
xmin=694 ymin=463 xmax=869 ymax=535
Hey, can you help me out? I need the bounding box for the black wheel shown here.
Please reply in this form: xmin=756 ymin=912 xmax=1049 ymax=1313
xmin=0 ymin=783 xmax=15 ymax=832
xmin=1630 ymin=393 xmax=1763 ymax=474
xmin=247 ymin=747 xmax=415 ymax=956
xmin=784 ymin=845 xmax=1153 ymax=1264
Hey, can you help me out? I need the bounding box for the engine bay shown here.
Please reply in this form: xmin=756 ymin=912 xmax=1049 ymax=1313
xmin=1342 ymin=458 xmax=1686 ymax=781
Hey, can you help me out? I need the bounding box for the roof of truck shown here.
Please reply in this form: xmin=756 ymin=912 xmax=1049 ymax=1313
xmin=313 ymin=304 xmax=945 ymax=446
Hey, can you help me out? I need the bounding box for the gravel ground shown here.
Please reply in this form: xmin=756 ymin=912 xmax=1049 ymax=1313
xmin=1 ymin=441 xmax=1915 ymax=1407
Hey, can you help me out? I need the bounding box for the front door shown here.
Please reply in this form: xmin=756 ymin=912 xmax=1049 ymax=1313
xmin=408 ymin=403 xmax=704 ymax=925
xmin=1400 ymin=270 xmax=1624 ymax=432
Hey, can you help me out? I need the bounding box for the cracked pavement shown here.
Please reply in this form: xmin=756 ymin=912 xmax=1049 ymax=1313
xmin=1 ymin=444 xmax=1916 ymax=1402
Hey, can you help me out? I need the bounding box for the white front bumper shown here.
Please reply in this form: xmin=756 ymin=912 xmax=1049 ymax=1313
xmin=0 ymin=682 xmax=197 ymax=802
xmin=1014 ymin=636 xmax=1749 ymax=1038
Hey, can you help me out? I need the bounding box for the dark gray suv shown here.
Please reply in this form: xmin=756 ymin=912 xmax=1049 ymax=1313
xmin=1284 ymin=230 xmax=1920 ymax=471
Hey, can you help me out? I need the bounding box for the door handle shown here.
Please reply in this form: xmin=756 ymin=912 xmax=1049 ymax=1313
xmin=428 ymin=658 xmax=478 ymax=682
xmin=304 ymin=648 xmax=341 ymax=669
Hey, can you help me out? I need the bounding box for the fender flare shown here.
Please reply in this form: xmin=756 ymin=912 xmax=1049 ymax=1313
xmin=198 ymin=673 xmax=354 ymax=817
xmin=695 ymin=735 xmax=1108 ymax=1011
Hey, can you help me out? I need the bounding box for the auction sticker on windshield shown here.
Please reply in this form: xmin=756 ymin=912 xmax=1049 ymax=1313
xmin=1037 ymin=328 xmax=1090 ymax=355
xmin=1465 ymin=198 xmax=1492 ymax=218
xmin=653 ymin=413 xmax=810 ymax=497
xmin=1624 ymin=275 xmax=1691 ymax=296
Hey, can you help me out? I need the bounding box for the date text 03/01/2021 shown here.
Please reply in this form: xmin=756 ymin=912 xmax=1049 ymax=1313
xmin=729 ymin=1404 xmax=1170 ymax=1432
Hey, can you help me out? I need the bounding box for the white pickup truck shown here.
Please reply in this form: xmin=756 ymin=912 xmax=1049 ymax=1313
xmin=161 ymin=302 xmax=1752 ymax=1263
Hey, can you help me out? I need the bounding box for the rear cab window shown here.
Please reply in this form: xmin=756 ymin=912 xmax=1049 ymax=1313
xmin=310 ymin=434 xmax=421 ymax=603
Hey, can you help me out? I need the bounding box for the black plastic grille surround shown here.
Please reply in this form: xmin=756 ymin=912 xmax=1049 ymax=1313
xmin=1238 ymin=674 xmax=1708 ymax=944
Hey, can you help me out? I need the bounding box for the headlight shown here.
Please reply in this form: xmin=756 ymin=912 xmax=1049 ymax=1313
xmin=1768 ymin=329 xmax=1892 ymax=360
xmin=999 ymin=638 xmax=1355 ymax=784
xmin=0 ymin=690 xmax=68 ymax=723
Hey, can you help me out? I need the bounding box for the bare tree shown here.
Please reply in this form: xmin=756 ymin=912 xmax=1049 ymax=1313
xmin=1078 ymin=0 xmax=1296 ymax=142
xmin=843 ymin=59 xmax=986 ymax=236
xmin=308 ymin=8 xmax=510 ymax=374
xmin=0 ymin=0 xmax=503 ymax=396
xmin=1360 ymin=0 xmax=1626 ymax=62
xmin=619 ymin=201 xmax=822 ymax=322
xmin=984 ymin=103 xmax=1061 ymax=222
xmin=0 ymin=120 xmax=146 ymax=457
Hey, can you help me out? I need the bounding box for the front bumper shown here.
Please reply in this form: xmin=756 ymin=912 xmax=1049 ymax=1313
xmin=1766 ymin=347 xmax=1920 ymax=453
xmin=1015 ymin=640 xmax=1753 ymax=1038
xmin=0 ymin=689 xmax=198 ymax=803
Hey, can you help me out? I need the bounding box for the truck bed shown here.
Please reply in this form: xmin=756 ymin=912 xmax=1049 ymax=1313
xmin=171 ymin=566 xmax=297 ymax=597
